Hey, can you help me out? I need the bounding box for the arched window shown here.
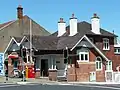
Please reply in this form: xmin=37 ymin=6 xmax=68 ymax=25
xmin=96 ymin=56 xmax=102 ymax=70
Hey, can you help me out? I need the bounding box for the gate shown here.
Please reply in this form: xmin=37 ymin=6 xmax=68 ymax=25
xmin=105 ymin=71 xmax=113 ymax=82
xmin=57 ymin=70 xmax=67 ymax=81
xmin=89 ymin=72 xmax=96 ymax=82
xmin=113 ymin=72 xmax=120 ymax=82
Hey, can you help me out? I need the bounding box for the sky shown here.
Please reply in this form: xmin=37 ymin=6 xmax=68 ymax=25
xmin=0 ymin=0 xmax=120 ymax=37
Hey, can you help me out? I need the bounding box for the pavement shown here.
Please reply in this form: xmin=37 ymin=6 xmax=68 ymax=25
xmin=0 ymin=77 xmax=120 ymax=90
xmin=0 ymin=76 xmax=120 ymax=86
xmin=0 ymin=83 xmax=120 ymax=90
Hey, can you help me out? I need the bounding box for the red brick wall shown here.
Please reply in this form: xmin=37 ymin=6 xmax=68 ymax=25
xmin=94 ymin=36 xmax=120 ymax=71
xmin=96 ymin=71 xmax=105 ymax=82
xmin=48 ymin=70 xmax=57 ymax=81
xmin=67 ymin=47 xmax=106 ymax=82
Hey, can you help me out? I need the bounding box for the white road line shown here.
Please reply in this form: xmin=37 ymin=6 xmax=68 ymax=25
xmin=0 ymin=84 xmax=20 ymax=88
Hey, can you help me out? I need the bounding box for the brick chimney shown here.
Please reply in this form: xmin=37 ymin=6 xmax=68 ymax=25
xmin=17 ymin=5 xmax=23 ymax=19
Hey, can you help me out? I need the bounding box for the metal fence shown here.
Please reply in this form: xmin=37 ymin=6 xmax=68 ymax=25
xmin=57 ymin=70 xmax=67 ymax=77
xmin=105 ymin=71 xmax=120 ymax=82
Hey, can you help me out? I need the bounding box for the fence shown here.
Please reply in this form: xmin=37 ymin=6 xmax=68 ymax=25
xmin=105 ymin=70 xmax=120 ymax=82
xmin=57 ymin=70 xmax=67 ymax=78
xmin=113 ymin=72 xmax=120 ymax=82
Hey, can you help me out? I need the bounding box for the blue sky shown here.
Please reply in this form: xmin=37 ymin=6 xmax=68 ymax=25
xmin=0 ymin=0 xmax=120 ymax=36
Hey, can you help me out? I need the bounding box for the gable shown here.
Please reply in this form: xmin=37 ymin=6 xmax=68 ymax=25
xmin=77 ymin=38 xmax=93 ymax=48
xmin=71 ymin=35 xmax=109 ymax=61
xmin=4 ymin=38 xmax=19 ymax=53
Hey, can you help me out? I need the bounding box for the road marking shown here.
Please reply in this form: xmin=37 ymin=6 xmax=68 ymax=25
xmin=0 ymin=84 xmax=20 ymax=88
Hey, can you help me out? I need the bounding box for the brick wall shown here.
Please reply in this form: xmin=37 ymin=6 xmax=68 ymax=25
xmin=48 ymin=70 xmax=57 ymax=81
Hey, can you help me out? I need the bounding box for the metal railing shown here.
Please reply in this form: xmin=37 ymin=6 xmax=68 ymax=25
xmin=57 ymin=70 xmax=67 ymax=77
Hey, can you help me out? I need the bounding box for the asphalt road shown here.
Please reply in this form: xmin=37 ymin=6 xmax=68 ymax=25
xmin=0 ymin=83 xmax=120 ymax=90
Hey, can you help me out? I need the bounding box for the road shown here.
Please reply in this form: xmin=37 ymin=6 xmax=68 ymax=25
xmin=0 ymin=83 xmax=120 ymax=90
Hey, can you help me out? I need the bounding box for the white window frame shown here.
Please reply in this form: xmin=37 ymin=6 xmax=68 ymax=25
xmin=96 ymin=57 xmax=102 ymax=71
xmin=114 ymin=48 xmax=120 ymax=54
xmin=49 ymin=59 xmax=57 ymax=70
xmin=103 ymin=38 xmax=110 ymax=50
xmin=79 ymin=52 xmax=89 ymax=62
xmin=106 ymin=60 xmax=112 ymax=71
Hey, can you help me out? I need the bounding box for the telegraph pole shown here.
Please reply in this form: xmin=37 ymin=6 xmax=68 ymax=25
xmin=21 ymin=45 xmax=26 ymax=82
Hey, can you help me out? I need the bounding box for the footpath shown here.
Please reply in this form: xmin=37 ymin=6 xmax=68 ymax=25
xmin=0 ymin=76 xmax=120 ymax=85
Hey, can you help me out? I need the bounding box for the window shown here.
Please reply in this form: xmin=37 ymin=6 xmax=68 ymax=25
xmin=114 ymin=48 xmax=120 ymax=54
xmin=103 ymin=38 xmax=110 ymax=50
xmin=106 ymin=61 xmax=112 ymax=70
xmin=79 ymin=52 xmax=89 ymax=62
xmin=96 ymin=57 xmax=102 ymax=70
xmin=49 ymin=59 xmax=56 ymax=70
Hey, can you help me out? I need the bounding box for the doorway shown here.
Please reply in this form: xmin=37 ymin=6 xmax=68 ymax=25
xmin=41 ymin=59 xmax=48 ymax=77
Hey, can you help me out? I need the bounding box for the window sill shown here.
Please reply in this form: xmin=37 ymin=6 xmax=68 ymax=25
xmin=103 ymin=49 xmax=110 ymax=51
xmin=77 ymin=60 xmax=89 ymax=63
xmin=114 ymin=53 xmax=120 ymax=55
xmin=96 ymin=69 xmax=102 ymax=71
xmin=48 ymin=68 xmax=57 ymax=71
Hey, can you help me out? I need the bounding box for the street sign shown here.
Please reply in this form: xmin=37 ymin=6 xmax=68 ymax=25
xmin=0 ymin=53 xmax=4 ymax=76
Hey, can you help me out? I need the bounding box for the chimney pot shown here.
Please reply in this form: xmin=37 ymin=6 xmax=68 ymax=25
xmin=72 ymin=13 xmax=74 ymax=18
xmin=17 ymin=5 xmax=23 ymax=19
xmin=60 ymin=18 xmax=64 ymax=22
xmin=94 ymin=13 xmax=97 ymax=17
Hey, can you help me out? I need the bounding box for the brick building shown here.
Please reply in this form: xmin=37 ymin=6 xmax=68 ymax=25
xmin=5 ymin=13 xmax=120 ymax=82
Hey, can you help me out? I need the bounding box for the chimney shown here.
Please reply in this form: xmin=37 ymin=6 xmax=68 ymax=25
xmin=17 ymin=5 xmax=23 ymax=19
xmin=57 ymin=18 xmax=66 ymax=37
xmin=91 ymin=13 xmax=100 ymax=34
xmin=69 ymin=13 xmax=77 ymax=36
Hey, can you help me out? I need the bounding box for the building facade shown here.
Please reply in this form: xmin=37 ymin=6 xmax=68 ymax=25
xmin=5 ymin=13 xmax=120 ymax=82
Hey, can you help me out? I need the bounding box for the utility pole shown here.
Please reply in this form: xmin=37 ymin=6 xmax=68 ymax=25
xmin=21 ymin=45 xmax=26 ymax=82
xmin=30 ymin=19 xmax=33 ymax=63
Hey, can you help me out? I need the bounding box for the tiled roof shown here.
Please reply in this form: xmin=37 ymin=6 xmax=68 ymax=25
xmin=14 ymin=21 xmax=117 ymax=50
xmin=0 ymin=21 xmax=14 ymax=29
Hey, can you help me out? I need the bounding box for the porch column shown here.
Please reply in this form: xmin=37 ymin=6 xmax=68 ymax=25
xmin=35 ymin=57 xmax=40 ymax=78
xmin=48 ymin=56 xmax=57 ymax=81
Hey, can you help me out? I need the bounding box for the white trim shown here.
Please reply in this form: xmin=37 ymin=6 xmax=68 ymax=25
xmin=71 ymin=35 xmax=109 ymax=61
xmin=96 ymin=56 xmax=102 ymax=71
xmin=71 ymin=35 xmax=85 ymax=51
xmin=48 ymin=68 xmax=57 ymax=71
xmin=4 ymin=37 xmax=18 ymax=54
xmin=106 ymin=60 xmax=112 ymax=71
xmin=78 ymin=51 xmax=89 ymax=62
xmin=19 ymin=36 xmax=27 ymax=46
xmin=103 ymin=38 xmax=110 ymax=50
xmin=0 ymin=21 xmax=16 ymax=31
